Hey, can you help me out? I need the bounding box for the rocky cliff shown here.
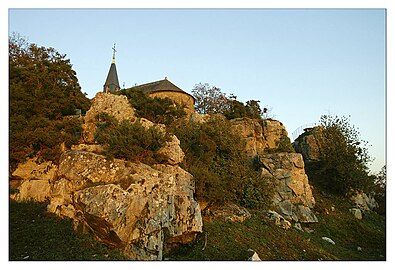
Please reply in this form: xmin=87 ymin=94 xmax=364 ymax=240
xmin=10 ymin=92 xmax=320 ymax=258
xmin=229 ymin=117 xmax=290 ymax=156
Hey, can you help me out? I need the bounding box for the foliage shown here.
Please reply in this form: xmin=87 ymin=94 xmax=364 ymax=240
xmin=372 ymin=165 xmax=386 ymax=215
xmin=171 ymin=116 xmax=271 ymax=207
xmin=9 ymin=33 xmax=90 ymax=172
xmin=94 ymin=113 xmax=170 ymax=164
xmin=308 ymin=115 xmax=374 ymax=195
xmin=119 ymin=88 xmax=186 ymax=125
xmin=191 ymin=83 xmax=230 ymax=114
xmin=191 ymin=83 xmax=267 ymax=120
xmin=9 ymin=200 xmax=128 ymax=260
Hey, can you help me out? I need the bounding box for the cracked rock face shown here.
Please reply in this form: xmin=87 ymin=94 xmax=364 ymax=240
xmin=256 ymin=153 xmax=318 ymax=223
xmin=45 ymin=150 xmax=202 ymax=260
xmin=230 ymin=118 xmax=289 ymax=156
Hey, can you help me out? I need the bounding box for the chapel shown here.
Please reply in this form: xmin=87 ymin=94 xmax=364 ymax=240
xmin=103 ymin=45 xmax=195 ymax=114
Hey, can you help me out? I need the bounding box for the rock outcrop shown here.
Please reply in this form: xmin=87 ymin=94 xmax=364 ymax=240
xmin=230 ymin=118 xmax=289 ymax=156
xmin=46 ymin=150 xmax=202 ymax=260
xmin=292 ymin=126 xmax=323 ymax=161
xmin=210 ymin=203 xmax=251 ymax=223
xmin=350 ymin=190 xmax=379 ymax=212
xmin=10 ymin=158 xmax=56 ymax=202
xmin=83 ymin=92 xmax=136 ymax=143
xmin=256 ymin=153 xmax=318 ymax=223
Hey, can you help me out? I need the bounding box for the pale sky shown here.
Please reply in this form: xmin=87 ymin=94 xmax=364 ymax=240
xmin=7 ymin=8 xmax=386 ymax=173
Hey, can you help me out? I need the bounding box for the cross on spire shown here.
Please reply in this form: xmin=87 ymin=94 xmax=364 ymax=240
xmin=112 ymin=43 xmax=117 ymax=63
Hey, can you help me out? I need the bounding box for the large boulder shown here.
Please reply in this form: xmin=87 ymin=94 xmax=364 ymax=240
xmin=230 ymin=118 xmax=289 ymax=156
xmin=256 ymin=153 xmax=318 ymax=223
xmin=47 ymin=150 xmax=202 ymax=260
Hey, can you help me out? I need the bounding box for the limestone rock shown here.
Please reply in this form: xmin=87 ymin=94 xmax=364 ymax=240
xmin=11 ymin=179 xmax=51 ymax=202
xmin=247 ymin=249 xmax=261 ymax=261
xmin=189 ymin=113 xmax=225 ymax=124
xmin=322 ymin=237 xmax=336 ymax=245
xmin=350 ymin=190 xmax=379 ymax=211
xmin=256 ymin=153 xmax=318 ymax=223
xmin=71 ymin=144 xmax=104 ymax=154
xmin=292 ymin=126 xmax=323 ymax=161
xmin=349 ymin=208 xmax=363 ymax=220
xmin=267 ymin=210 xmax=292 ymax=230
xmin=11 ymin=158 xmax=57 ymax=182
xmin=83 ymin=92 xmax=136 ymax=143
xmin=156 ymin=135 xmax=185 ymax=165
xmin=10 ymin=158 xmax=56 ymax=202
xmin=47 ymin=150 xmax=202 ymax=260
xmin=230 ymin=118 xmax=289 ymax=156
xmin=210 ymin=203 xmax=251 ymax=223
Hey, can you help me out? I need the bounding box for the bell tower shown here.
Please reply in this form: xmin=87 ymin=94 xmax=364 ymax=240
xmin=103 ymin=43 xmax=120 ymax=93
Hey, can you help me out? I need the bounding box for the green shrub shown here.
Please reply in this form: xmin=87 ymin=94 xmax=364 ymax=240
xmin=171 ymin=116 xmax=271 ymax=207
xmin=119 ymin=89 xmax=186 ymax=125
xmin=94 ymin=113 xmax=170 ymax=164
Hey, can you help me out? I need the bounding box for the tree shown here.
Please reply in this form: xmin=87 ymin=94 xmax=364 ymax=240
xmin=191 ymin=83 xmax=230 ymax=114
xmin=191 ymin=83 xmax=268 ymax=120
xmin=9 ymin=33 xmax=91 ymax=172
xmin=373 ymin=165 xmax=386 ymax=215
xmin=310 ymin=115 xmax=374 ymax=194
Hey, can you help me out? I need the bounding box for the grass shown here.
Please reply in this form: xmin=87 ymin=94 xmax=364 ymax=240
xmin=9 ymin=199 xmax=128 ymax=261
xmin=167 ymin=189 xmax=385 ymax=261
xmin=9 ymin=191 xmax=385 ymax=261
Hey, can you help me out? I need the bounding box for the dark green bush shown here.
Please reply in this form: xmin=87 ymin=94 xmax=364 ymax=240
xmin=119 ymin=89 xmax=186 ymax=125
xmin=94 ymin=113 xmax=170 ymax=164
xmin=171 ymin=116 xmax=271 ymax=207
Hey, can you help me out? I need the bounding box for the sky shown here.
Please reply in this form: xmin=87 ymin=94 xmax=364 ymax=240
xmin=7 ymin=8 xmax=386 ymax=173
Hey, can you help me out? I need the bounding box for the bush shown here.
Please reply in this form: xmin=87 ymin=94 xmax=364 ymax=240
xmin=171 ymin=116 xmax=271 ymax=207
xmin=94 ymin=113 xmax=170 ymax=164
xmin=119 ymin=89 xmax=186 ymax=125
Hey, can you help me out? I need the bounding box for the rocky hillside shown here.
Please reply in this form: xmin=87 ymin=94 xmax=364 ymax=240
xmin=9 ymin=92 xmax=384 ymax=260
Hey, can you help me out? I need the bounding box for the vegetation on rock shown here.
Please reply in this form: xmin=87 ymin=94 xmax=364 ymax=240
xmin=9 ymin=33 xmax=90 ymax=172
xmin=94 ymin=113 xmax=171 ymax=164
xmin=171 ymin=116 xmax=272 ymax=208
xmin=192 ymin=83 xmax=268 ymax=120
xmin=304 ymin=115 xmax=375 ymax=195
xmin=119 ymin=88 xmax=186 ymax=125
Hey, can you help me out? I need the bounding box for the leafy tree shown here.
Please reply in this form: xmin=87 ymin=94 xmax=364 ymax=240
xmin=119 ymin=89 xmax=186 ymax=125
xmin=191 ymin=83 xmax=230 ymax=114
xmin=192 ymin=83 xmax=267 ymax=120
xmin=9 ymin=33 xmax=90 ymax=171
xmin=308 ymin=115 xmax=374 ymax=195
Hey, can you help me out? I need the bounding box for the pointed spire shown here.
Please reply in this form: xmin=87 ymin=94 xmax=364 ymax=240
xmin=103 ymin=44 xmax=120 ymax=93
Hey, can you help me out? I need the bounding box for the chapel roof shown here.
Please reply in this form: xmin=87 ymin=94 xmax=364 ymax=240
xmin=103 ymin=62 xmax=120 ymax=92
xmin=128 ymin=78 xmax=195 ymax=101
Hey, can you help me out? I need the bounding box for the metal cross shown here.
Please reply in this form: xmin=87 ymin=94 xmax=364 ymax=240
xmin=112 ymin=43 xmax=117 ymax=58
